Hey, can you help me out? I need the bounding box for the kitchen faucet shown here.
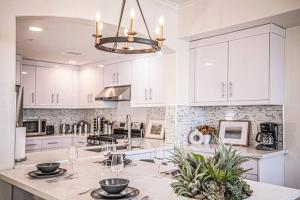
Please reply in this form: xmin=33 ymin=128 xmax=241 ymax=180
xmin=126 ymin=114 xmax=132 ymax=150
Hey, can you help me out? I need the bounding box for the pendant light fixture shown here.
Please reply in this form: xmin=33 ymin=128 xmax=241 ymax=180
xmin=93 ymin=0 xmax=165 ymax=54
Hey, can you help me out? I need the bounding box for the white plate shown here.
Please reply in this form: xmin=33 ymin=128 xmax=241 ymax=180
xmin=188 ymin=130 xmax=204 ymax=145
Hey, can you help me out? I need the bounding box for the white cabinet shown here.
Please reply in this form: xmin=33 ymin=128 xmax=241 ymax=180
xmin=228 ymin=34 xmax=269 ymax=101
xmin=131 ymin=54 xmax=175 ymax=107
xmin=79 ymin=66 xmax=103 ymax=106
xmin=25 ymin=139 xmax=42 ymax=152
xmin=194 ymin=42 xmax=228 ymax=103
xmin=41 ymin=138 xmax=63 ymax=150
xmin=21 ymin=65 xmax=36 ymax=108
xmin=36 ymin=67 xmax=73 ymax=107
xmin=103 ymin=61 xmax=131 ymax=87
xmin=16 ymin=55 xmax=22 ymax=85
xmin=131 ymin=58 xmax=149 ymax=106
xmin=189 ymin=24 xmax=285 ymax=106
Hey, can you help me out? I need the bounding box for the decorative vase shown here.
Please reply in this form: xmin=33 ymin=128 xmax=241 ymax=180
xmin=203 ymin=134 xmax=211 ymax=144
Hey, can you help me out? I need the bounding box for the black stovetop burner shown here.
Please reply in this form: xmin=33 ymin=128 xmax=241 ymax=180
xmin=87 ymin=133 xmax=143 ymax=146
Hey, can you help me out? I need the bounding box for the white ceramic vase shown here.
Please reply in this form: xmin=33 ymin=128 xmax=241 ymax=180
xmin=203 ymin=134 xmax=211 ymax=144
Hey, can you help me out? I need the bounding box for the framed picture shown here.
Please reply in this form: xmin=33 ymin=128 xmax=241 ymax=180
xmin=145 ymin=120 xmax=165 ymax=140
xmin=218 ymin=120 xmax=250 ymax=146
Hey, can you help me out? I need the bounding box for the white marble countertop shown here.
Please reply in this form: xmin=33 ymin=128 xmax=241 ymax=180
xmin=1 ymin=158 xmax=300 ymax=200
xmin=185 ymin=144 xmax=288 ymax=159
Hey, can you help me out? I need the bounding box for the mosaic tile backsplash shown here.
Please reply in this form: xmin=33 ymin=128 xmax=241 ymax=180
xmin=175 ymin=105 xmax=283 ymax=146
xmin=24 ymin=105 xmax=283 ymax=147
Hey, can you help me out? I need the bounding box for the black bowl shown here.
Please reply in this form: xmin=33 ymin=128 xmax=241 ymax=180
xmin=99 ymin=178 xmax=129 ymax=194
xmin=36 ymin=163 xmax=60 ymax=173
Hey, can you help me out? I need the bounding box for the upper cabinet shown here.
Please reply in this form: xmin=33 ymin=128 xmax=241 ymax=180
xmin=21 ymin=65 xmax=36 ymax=107
xmin=21 ymin=60 xmax=116 ymax=109
xmin=103 ymin=61 xmax=131 ymax=87
xmin=79 ymin=65 xmax=117 ymax=108
xmin=189 ymin=24 xmax=285 ymax=106
xmin=131 ymin=54 xmax=176 ymax=107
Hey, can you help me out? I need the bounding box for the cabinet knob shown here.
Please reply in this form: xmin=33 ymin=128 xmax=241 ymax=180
xmin=113 ymin=73 xmax=116 ymax=84
xmin=32 ymin=93 xmax=35 ymax=104
xmin=116 ymin=72 xmax=119 ymax=84
xmin=149 ymin=88 xmax=152 ymax=100
xmin=56 ymin=94 xmax=59 ymax=104
xmin=145 ymin=89 xmax=147 ymax=100
xmin=51 ymin=94 xmax=54 ymax=104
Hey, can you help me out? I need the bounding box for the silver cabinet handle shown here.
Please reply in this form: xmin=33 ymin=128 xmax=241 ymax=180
xmin=113 ymin=73 xmax=116 ymax=84
xmin=87 ymin=94 xmax=90 ymax=103
xmin=149 ymin=88 xmax=152 ymax=100
xmin=221 ymin=82 xmax=226 ymax=97
xmin=116 ymin=72 xmax=119 ymax=83
xmin=77 ymin=141 xmax=85 ymax=144
xmin=31 ymin=93 xmax=34 ymax=104
xmin=144 ymin=89 xmax=147 ymax=100
xmin=26 ymin=144 xmax=37 ymax=146
xmin=48 ymin=142 xmax=59 ymax=145
xmin=229 ymin=81 xmax=233 ymax=97
xmin=56 ymin=94 xmax=59 ymax=104
xmin=51 ymin=94 xmax=54 ymax=104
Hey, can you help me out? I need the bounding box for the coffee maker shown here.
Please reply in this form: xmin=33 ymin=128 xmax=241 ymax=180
xmin=255 ymin=122 xmax=280 ymax=151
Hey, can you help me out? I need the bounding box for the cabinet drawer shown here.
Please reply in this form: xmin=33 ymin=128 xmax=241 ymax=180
xmin=243 ymin=173 xmax=258 ymax=181
xmin=26 ymin=139 xmax=42 ymax=152
xmin=241 ymin=159 xmax=258 ymax=175
xmin=73 ymin=138 xmax=87 ymax=147
xmin=42 ymin=138 xmax=63 ymax=150
xmin=62 ymin=137 xmax=73 ymax=149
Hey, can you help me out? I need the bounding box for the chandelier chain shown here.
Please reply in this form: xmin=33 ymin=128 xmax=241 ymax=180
xmin=136 ymin=0 xmax=152 ymax=40
xmin=114 ymin=0 xmax=126 ymax=50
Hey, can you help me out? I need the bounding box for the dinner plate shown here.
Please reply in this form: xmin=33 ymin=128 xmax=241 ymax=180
xmin=33 ymin=169 xmax=61 ymax=176
xmin=28 ymin=168 xmax=67 ymax=179
xmin=90 ymin=186 xmax=139 ymax=199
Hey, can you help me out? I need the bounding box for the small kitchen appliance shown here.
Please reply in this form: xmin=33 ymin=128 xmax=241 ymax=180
xmin=46 ymin=125 xmax=55 ymax=135
xmin=255 ymin=122 xmax=281 ymax=151
xmin=23 ymin=119 xmax=47 ymax=137
xmin=59 ymin=124 xmax=71 ymax=134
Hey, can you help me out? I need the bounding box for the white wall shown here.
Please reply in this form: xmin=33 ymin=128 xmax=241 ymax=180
xmin=284 ymin=26 xmax=300 ymax=189
xmin=0 ymin=0 xmax=179 ymax=170
xmin=178 ymin=0 xmax=300 ymax=38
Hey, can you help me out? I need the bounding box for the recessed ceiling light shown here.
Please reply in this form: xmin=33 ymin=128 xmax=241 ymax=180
xmin=54 ymin=65 xmax=59 ymax=68
xmin=29 ymin=26 xmax=43 ymax=32
xmin=98 ymin=64 xmax=104 ymax=68
xmin=21 ymin=71 xmax=28 ymax=75
xmin=204 ymin=62 xmax=214 ymax=66
xmin=68 ymin=61 xmax=77 ymax=64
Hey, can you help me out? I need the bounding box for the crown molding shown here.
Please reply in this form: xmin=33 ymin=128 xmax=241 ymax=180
xmin=155 ymin=0 xmax=200 ymax=10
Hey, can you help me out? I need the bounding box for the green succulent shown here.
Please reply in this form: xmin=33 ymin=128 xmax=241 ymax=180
xmin=170 ymin=141 xmax=253 ymax=200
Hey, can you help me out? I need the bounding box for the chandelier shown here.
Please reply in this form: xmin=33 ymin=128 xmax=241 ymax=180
xmin=93 ymin=0 xmax=165 ymax=54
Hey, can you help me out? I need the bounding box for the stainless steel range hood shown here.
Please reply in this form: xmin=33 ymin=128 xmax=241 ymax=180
xmin=95 ymin=85 xmax=131 ymax=101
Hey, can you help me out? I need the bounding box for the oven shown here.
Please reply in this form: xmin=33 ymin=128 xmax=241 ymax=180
xmin=23 ymin=119 xmax=47 ymax=137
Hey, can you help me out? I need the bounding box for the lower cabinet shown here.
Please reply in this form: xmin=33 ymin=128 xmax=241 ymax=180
xmin=192 ymin=150 xmax=284 ymax=186
xmin=26 ymin=136 xmax=87 ymax=152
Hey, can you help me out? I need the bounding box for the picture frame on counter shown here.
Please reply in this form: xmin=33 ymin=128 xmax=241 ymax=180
xmin=145 ymin=120 xmax=165 ymax=140
xmin=218 ymin=120 xmax=250 ymax=146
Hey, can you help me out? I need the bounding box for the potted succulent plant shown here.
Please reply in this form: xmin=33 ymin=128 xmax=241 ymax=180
xmin=170 ymin=141 xmax=253 ymax=200
xmin=197 ymin=125 xmax=216 ymax=144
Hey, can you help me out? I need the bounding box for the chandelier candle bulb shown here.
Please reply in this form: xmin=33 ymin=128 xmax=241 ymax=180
xmin=155 ymin=26 xmax=160 ymax=39
xmin=129 ymin=8 xmax=135 ymax=33
xmin=159 ymin=15 xmax=164 ymax=39
xmin=123 ymin=28 xmax=129 ymax=49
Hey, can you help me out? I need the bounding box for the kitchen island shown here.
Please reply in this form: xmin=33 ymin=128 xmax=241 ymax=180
xmin=0 ymin=156 xmax=300 ymax=200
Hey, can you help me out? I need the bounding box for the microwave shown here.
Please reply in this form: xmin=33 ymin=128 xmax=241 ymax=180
xmin=23 ymin=119 xmax=47 ymax=137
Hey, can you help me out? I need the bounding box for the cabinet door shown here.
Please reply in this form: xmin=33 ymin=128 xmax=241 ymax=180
xmin=55 ymin=68 xmax=73 ymax=106
xmin=89 ymin=67 xmax=103 ymax=105
xmin=228 ymin=34 xmax=269 ymax=101
xmin=36 ymin=67 xmax=56 ymax=106
xmin=131 ymin=58 xmax=149 ymax=106
xmin=103 ymin=64 xmax=117 ymax=87
xmin=149 ymin=55 xmax=168 ymax=105
xmin=16 ymin=59 xmax=21 ymax=85
xmin=22 ymin=65 xmax=36 ymax=107
xmin=116 ymin=61 xmax=132 ymax=86
xmin=195 ymin=42 xmax=228 ymax=103
xmin=78 ymin=68 xmax=91 ymax=106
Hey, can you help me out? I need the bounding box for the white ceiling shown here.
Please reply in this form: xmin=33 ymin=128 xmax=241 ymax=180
xmin=16 ymin=17 xmax=123 ymax=65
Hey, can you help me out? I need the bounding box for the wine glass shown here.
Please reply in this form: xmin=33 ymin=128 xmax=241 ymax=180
xmin=111 ymin=154 xmax=124 ymax=177
xmin=153 ymin=148 xmax=165 ymax=177
xmin=68 ymin=146 xmax=78 ymax=174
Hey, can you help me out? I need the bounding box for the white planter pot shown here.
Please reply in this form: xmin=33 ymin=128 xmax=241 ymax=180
xmin=172 ymin=193 xmax=196 ymax=200
xmin=203 ymin=134 xmax=211 ymax=144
